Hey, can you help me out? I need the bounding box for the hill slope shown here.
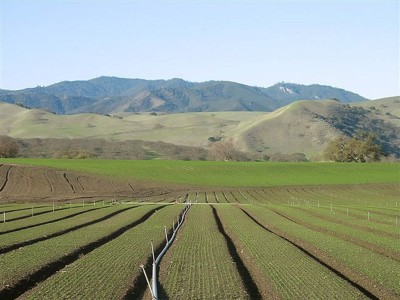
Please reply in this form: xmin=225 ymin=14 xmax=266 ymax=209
xmin=1 ymin=98 xmax=398 ymax=159
xmin=0 ymin=76 xmax=367 ymax=114
xmin=232 ymin=100 xmax=343 ymax=157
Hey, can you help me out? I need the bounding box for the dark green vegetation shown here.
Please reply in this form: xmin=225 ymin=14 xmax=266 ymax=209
xmin=324 ymin=132 xmax=383 ymax=162
xmin=0 ymin=76 xmax=366 ymax=114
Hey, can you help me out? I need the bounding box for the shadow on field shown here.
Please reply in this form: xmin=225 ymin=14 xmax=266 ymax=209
xmin=156 ymin=283 xmax=170 ymax=300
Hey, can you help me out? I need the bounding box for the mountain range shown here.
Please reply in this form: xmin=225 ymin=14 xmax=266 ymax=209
xmin=0 ymin=77 xmax=367 ymax=114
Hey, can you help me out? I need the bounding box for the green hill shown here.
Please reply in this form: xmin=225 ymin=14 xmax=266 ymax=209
xmin=1 ymin=98 xmax=398 ymax=159
xmin=232 ymin=100 xmax=343 ymax=158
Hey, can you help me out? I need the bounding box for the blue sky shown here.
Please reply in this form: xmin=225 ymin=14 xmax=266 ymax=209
xmin=1 ymin=0 xmax=399 ymax=99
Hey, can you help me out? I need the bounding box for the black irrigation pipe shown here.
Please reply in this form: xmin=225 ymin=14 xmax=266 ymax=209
xmin=240 ymin=208 xmax=379 ymax=300
xmin=0 ymin=205 xmax=166 ymax=300
xmin=211 ymin=206 xmax=262 ymax=300
xmin=0 ymin=206 xmax=137 ymax=254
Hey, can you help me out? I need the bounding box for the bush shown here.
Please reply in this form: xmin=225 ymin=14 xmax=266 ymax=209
xmin=207 ymin=139 xmax=249 ymax=161
xmin=0 ymin=136 xmax=19 ymax=158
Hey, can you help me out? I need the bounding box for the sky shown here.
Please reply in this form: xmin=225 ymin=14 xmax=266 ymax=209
xmin=1 ymin=0 xmax=399 ymax=99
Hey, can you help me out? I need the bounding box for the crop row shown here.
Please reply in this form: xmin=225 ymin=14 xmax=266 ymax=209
xmin=245 ymin=205 xmax=400 ymax=298
xmin=0 ymin=204 xmax=163 ymax=297
xmin=20 ymin=204 xmax=184 ymax=299
xmin=279 ymin=203 xmax=400 ymax=235
xmin=183 ymin=184 xmax=399 ymax=208
xmin=215 ymin=205 xmax=368 ymax=299
xmin=158 ymin=205 xmax=250 ymax=299
xmin=269 ymin=205 xmax=399 ymax=260
xmin=0 ymin=205 xmax=104 ymax=235
xmin=0 ymin=205 xmax=131 ymax=253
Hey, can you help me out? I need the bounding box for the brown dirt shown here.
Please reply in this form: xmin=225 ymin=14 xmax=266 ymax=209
xmin=0 ymin=163 xmax=177 ymax=203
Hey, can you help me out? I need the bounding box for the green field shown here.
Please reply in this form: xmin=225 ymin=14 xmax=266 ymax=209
xmin=1 ymin=158 xmax=398 ymax=187
xmin=0 ymin=159 xmax=399 ymax=299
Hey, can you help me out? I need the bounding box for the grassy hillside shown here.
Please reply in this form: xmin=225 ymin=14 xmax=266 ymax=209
xmin=1 ymin=98 xmax=399 ymax=159
xmin=353 ymin=96 xmax=400 ymax=118
xmin=232 ymin=100 xmax=343 ymax=158
xmin=1 ymin=159 xmax=398 ymax=187
xmin=0 ymin=102 xmax=265 ymax=148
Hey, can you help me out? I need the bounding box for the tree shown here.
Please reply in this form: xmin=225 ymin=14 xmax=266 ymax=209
xmin=0 ymin=136 xmax=19 ymax=158
xmin=324 ymin=132 xmax=382 ymax=162
xmin=207 ymin=139 xmax=248 ymax=161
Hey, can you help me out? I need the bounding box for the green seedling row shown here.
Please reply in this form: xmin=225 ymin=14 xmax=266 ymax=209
xmin=22 ymin=204 xmax=183 ymax=299
xmin=0 ymin=204 xmax=158 ymax=291
xmin=271 ymin=205 xmax=400 ymax=255
xmin=0 ymin=205 xmax=124 ymax=250
xmin=286 ymin=204 xmax=399 ymax=236
xmin=216 ymin=205 xmax=367 ymax=299
xmin=0 ymin=205 xmax=101 ymax=233
xmin=246 ymin=205 xmax=400 ymax=296
xmin=159 ymin=205 xmax=249 ymax=299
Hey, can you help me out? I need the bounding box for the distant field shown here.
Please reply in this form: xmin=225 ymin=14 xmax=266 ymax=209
xmin=1 ymin=158 xmax=398 ymax=187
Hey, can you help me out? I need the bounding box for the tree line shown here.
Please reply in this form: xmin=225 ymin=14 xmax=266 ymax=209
xmin=1 ymin=133 xmax=398 ymax=162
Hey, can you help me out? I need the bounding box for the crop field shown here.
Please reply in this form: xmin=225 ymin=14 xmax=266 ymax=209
xmin=1 ymin=159 xmax=399 ymax=187
xmin=0 ymin=160 xmax=399 ymax=299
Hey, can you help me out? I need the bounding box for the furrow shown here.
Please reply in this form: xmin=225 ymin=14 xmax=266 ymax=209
xmin=1 ymin=206 xmax=74 ymax=223
xmin=222 ymin=191 xmax=230 ymax=203
xmin=230 ymin=191 xmax=240 ymax=203
xmin=45 ymin=170 xmax=54 ymax=193
xmin=122 ymin=221 xmax=176 ymax=299
xmin=211 ymin=206 xmax=262 ymax=299
xmin=0 ymin=206 xmax=104 ymax=235
xmin=0 ymin=206 xmax=49 ymax=214
xmin=295 ymin=206 xmax=398 ymax=239
xmin=0 ymin=166 xmax=12 ymax=192
xmin=0 ymin=206 xmax=136 ymax=254
xmin=63 ymin=173 xmax=76 ymax=193
xmin=0 ymin=206 xmax=164 ymax=300
xmin=240 ymin=208 xmax=387 ymax=300
xmin=76 ymin=176 xmax=85 ymax=191
xmin=213 ymin=191 xmax=219 ymax=203
xmin=271 ymin=209 xmax=400 ymax=262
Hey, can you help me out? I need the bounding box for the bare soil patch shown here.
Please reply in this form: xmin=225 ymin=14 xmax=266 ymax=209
xmin=0 ymin=164 xmax=177 ymax=203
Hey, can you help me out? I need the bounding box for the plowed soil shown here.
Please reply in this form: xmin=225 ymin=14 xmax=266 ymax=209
xmin=0 ymin=163 xmax=174 ymax=203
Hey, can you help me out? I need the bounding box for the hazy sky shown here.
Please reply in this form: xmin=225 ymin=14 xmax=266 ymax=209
xmin=1 ymin=0 xmax=399 ymax=99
